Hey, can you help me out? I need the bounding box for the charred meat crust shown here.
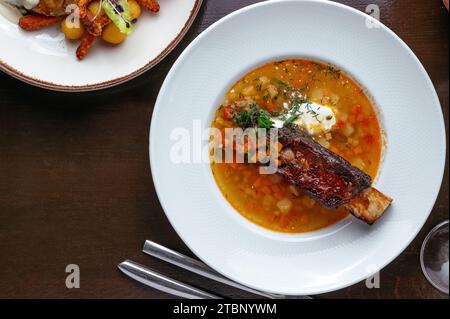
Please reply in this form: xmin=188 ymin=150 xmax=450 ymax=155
xmin=277 ymin=127 xmax=372 ymax=209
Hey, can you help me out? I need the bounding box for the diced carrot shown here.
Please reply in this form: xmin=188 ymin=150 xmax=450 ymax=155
xmin=351 ymin=104 xmax=363 ymax=115
xmin=242 ymin=170 xmax=251 ymax=178
xmin=294 ymin=81 xmax=304 ymax=89
xmin=335 ymin=121 xmax=345 ymax=129
xmin=344 ymin=150 xmax=352 ymax=158
xmin=268 ymin=213 xmax=277 ymax=223
xmin=365 ymin=134 xmax=375 ymax=144
xmin=279 ymin=215 xmax=289 ymax=228
xmin=271 ymin=185 xmax=283 ymax=198
xmin=259 ymin=177 xmax=269 ymax=186
xmin=266 ymin=102 xmax=276 ymax=112
xmin=253 ymin=178 xmax=263 ymax=188
xmin=356 ymin=114 xmax=365 ymax=122
xmin=261 ymin=186 xmax=271 ymax=194
xmin=360 ymin=118 xmax=370 ymax=127
xmin=300 ymin=215 xmax=309 ymax=224
xmin=348 ymin=115 xmax=357 ymax=124
xmin=273 ymin=191 xmax=284 ymax=200
xmin=244 ymin=202 xmax=254 ymax=211
xmin=353 ymin=146 xmax=363 ymax=155
xmin=223 ymin=106 xmax=234 ymax=120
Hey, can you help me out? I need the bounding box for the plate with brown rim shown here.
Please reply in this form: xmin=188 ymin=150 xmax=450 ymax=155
xmin=0 ymin=0 xmax=202 ymax=91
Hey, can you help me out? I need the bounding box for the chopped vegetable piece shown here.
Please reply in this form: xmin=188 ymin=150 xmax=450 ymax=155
xmin=102 ymin=0 xmax=133 ymax=34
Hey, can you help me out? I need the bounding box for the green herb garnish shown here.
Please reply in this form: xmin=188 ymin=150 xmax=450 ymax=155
xmin=233 ymin=103 xmax=274 ymax=129
xmin=257 ymin=112 xmax=274 ymax=129
xmin=283 ymin=97 xmax=311 ymax=128
xmin=273 ymin=78 xmax=291 ymax=90
xmin=233 ymin=108 xmax=256 ymax=128
xmin=316 ymin=64 xmax=341 ymax=78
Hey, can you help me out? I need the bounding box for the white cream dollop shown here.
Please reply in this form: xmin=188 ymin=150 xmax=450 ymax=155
xmin=272 ymin=101 xmax=336 ymax=136
xmin=292 ymin=102 xmax=336 ymax=135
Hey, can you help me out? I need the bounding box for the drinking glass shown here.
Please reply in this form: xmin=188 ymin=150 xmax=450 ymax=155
xmin=420 ymin=220 xmax=449 ymax=294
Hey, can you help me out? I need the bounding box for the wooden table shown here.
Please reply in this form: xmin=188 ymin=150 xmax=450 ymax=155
xmin=0 ymin=0 xmax=448 ymax=299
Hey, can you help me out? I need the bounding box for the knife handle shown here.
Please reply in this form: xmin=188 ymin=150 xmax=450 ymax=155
xmin=118 ymin=260 xmax=221 ymax=299
xmin=143 ymin=240 xmax=298 ymax=299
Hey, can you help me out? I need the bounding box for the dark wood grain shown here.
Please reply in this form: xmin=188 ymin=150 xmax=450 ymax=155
xmin=0 ymin=0 xmax=448 ymax=299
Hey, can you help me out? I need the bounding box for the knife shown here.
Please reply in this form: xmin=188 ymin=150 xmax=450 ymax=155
xmin=118 ymin=260 xmax=221 ymax=299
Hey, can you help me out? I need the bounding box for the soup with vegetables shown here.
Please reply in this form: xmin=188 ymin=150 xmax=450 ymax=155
xmin=211 ymin=59 xmax=383 ymax=233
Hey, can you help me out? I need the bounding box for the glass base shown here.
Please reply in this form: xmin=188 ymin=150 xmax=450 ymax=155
xmin=420 ymin=220 xmax=449 ymax=295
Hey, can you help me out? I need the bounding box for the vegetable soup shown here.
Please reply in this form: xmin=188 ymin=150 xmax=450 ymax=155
xmin=211 ymin=59 xmax=382 ymax=233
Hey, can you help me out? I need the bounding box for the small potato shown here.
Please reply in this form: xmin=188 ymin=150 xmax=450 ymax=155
xmin=302 ymin=197 xmax=316 ymax=208
xmin=287 ymin=185 xmax=300 ymax=197
xmin=310 ymin=88 xmax=324 ymax=102
xmin=88 ymin=1 xmax=105 ymax=16
xmin=330 ymin=93 xmax=340 ymax=105
xmin=61 ymin=19 xmax=85 ymax=40
xmin=277 ymin=198 xmax=293 ymax=214
xmin=267 ymin=84 xmax=278 ymax=98
xmin=351 ymin=157 xmax=366 ymax=170
xmin=128 ymin=0 xmax=142 ymax=20
xmin=102 ymin=23 xmax=127 ymax=45
xmin=242 ymin=85 xmax=256 ymax=97
xmin=259 ymin=76 xmax=270 ymax=85
xmin=343 ymin=123 xmax=355 ymax=137
xmin=317 ymin=137 xmax=330 ymax=149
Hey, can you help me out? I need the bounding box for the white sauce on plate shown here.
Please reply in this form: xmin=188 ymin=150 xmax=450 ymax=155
xmin=5 ymin=0 xmax=38 ymax=10
xmin=0 ymin=0 xmax=39 ymax=24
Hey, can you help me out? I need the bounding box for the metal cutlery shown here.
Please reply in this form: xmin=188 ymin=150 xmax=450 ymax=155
xmin=143 ymin=240 xmax=287 ymax=299
xmin=119 ymin=240 xmax=312 ymax=299
xmin=118 ymin=260 xmax=221 ymax=299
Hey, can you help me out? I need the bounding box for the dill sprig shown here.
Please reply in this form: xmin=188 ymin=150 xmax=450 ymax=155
xmin=233 ymin=103 xmax=274 ymax=129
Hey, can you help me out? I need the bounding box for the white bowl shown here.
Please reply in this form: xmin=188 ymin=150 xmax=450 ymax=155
xmin=150 ymin=0 xmax=446 ymax=295
xmin=0 ymin=0 xmax=202 ymax=91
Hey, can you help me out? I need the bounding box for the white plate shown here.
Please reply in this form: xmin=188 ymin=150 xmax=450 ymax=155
xmin=0 ymin=0 xmax=202 ymax=91
xmin=150 ymin=0 xmax=446 ymax=295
